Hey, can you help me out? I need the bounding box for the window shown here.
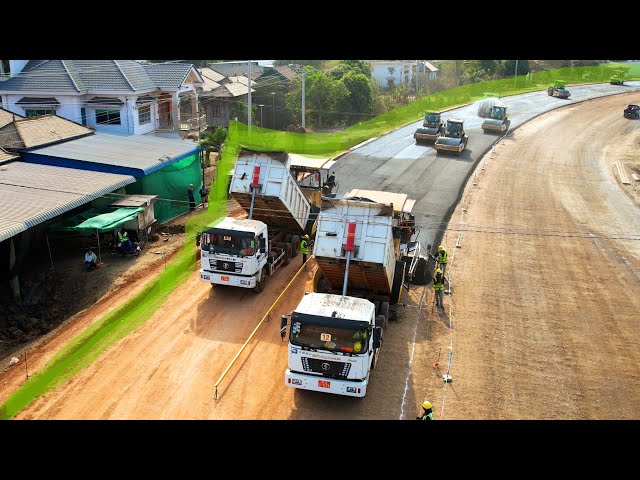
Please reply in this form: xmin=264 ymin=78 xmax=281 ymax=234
xmin=138 ymin=105 xmax=151 ymax=125
xmin=25 ymin=109 xmax=55 ymax=117
xmin=212 ymin=105 xmax=221 ymax=117
xmin=81 ymin=107 xmax=87 ymax=126
xmin=95 ymin=109 xmax=121 ymax=125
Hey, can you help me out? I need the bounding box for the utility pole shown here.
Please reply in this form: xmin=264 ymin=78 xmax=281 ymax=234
xmin=514 ymin=59 xmax=518 ymax=88
xmin=301 ymin=70 xmax=306 ymax=129
xmin=248 ymin=60 xmax=252 ymax=127
xmin=415 ymin=60 xmax=419 ymax=95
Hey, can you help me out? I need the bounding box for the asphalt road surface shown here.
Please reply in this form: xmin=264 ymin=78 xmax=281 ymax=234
xmin=333 ymin=82 xmax=640 ymax=252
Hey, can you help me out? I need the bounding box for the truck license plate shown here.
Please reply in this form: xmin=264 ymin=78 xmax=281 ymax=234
xmin=318 ymin=380 xmax=331 ymax=389
xmin=221 ymin=276 xmax=229 ymax=281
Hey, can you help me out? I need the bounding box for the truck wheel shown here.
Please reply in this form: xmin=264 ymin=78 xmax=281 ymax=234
xmin=374 ymin=300 xmax=381 ymax=316
xmin=380 ymin=302 xmax=389 ymax=329
xmin=285 ymin=234 xmax=292 ymax=244
xmin=371 ymin=348 xmax=380 ymax=370
xmin=547 ymin=87 xmax=553 ymax=96
xmin=253 ymin=268 xmax=266 ymax=293
xmin=291 ymin=235 xmax=300 ymax=257
xmin=391 ymin=260 xmax=406 ymax=305
xmin=284 ymin=243 xmax=292 ymax=265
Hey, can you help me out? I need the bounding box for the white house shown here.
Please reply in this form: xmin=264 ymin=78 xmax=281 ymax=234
xmin=368 ymin=60 xmax=439 ymax=89
xmin=0 ymin=60 xmax=205 ymax=138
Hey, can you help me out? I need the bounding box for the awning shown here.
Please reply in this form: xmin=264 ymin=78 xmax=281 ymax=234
xmin=136 ymin=96 xmax=156 ymax=105
xmin=87 ymin=97 xmax=124 ymax=107
xmin=73 ymin=207 xmax=144 ymax=232
xmin=16 ymin=97 xmax=60 ymax=106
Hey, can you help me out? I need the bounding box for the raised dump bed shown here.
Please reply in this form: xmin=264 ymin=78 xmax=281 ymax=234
xmin=314 ymin=196 xmax=397 ymax=298
xmin=230 ymin=149 xmax=311 ymax=235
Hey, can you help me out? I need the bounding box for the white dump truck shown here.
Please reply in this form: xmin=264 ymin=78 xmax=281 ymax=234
xmin=199 ymin=150 xmax=312 ymax=292
xmin=281 ymin=192 xmax=426 ymax=397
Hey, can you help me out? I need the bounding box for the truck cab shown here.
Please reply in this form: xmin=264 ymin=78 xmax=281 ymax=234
xmin=199 ymin=217 xmax=269 ymax=290
xmin=283 ymin=292 xmax=382 ymax=397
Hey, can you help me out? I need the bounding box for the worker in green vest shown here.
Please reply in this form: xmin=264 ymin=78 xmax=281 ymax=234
xmin=416 ymin=400 xmax=434 ymax=420
xmin=300 ymin=234 xmax=310 ymax=266
xmin=433 ymin=268 xmax=444 ymax=309
xmin=436 ymin=245 xmax=448 ymax=275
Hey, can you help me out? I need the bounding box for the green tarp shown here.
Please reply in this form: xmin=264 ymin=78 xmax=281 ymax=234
xmin=73 ymin=207 xmax=144 ymax=232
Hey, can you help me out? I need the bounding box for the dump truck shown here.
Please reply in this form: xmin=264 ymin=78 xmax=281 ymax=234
xmin=624 ymin=104 xmax=640 ymax=119
xmin=434 ymin=118 xmax=468 ymax=155
xmin=414 ymin=111 xmax=443 ymax=143
xmin=547 ymin=80 xmax=571 ymax=99
xmin=481 ymin=104 xmax=510 ymax=134
xmin=199 ymin=150 xmax=311 ymax=292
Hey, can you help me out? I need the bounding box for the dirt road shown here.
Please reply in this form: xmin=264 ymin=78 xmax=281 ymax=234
xmin=8 ymin=92 xmax=640 ymax=420
xmin=412 ymin=92 xmax=640 ymax=419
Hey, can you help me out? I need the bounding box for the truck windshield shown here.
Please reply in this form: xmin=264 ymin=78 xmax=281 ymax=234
xmin=202 ymin=231 xmax=256 ymax=257
xmin=445 ymin=122 xmax=462 ymax=137
xmin=290 ymin=320 xmax=369 ymax=354
xmin=490 ymin=107 xmax=504 ymax=120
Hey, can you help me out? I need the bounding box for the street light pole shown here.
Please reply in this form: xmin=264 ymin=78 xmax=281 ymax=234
xmin=271 ymin=92 xmax=275 ymax=129
xmin=514 ymin=59 xmax=518 ymax=88
xmin=301 ymin=70 xmax=306 ymax=129
xmin=258 ymin=104 xmax=264 ymax=127
xmin=248 ymin=60 xmax=252 ymax=127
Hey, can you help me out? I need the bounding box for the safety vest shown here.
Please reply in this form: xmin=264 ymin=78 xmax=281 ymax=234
xmin=434 ymin=273 xmax=444 ymax=291
xmin=118 ymin=232 xmax=127 ymax=243
xmin=438 ymin=250 xmax=448 ymax=264
xmin=421 ymin=411 xmax=434 ymax=420
xmin=300 ymin=239 xmax=309 ymax=254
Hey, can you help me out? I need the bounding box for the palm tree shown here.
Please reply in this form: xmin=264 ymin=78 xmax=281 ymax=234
xmin=199 ymin=127 xmax=227 ymax=165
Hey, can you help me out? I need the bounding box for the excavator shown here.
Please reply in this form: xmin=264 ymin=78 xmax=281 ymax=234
xmin=481 ymin=105 xmax=510 ymax=134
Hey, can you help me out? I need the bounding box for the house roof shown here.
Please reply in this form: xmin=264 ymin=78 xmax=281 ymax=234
xmin=0 ymin=60 xmax=201 ymax=95
xmin=228 ymin=75 xmax=251 ymax=86
xmin=14 ymin=115 xmax=94 ymax=149
xmin=25 ymin=132 xmax=199 ymax=177
xmin=0 ymin=107 xmax=24 ymax=129
xmin=223 ymin=83 xmax=254 ymax=97
xmin=424 ymin=61 xmax=439 ymax=72
xmin=0 ymin=161 xmax=135 ymax=242
xmin=0 ymin=148 xmax=18 ymax=164
xmin=199 ymin=68 xmax=226 ymax=83
xmin=272 ymin=65 xmax=296 ymax=81
xmin=15 ymin=97 xmax=60 ymax=106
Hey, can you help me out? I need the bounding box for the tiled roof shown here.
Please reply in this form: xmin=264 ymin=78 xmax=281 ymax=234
xmin=0 ymin=107 xmax=24 ymax=129
xmin=0 ymin=148 xmax=18 ymax=164
xmin=0 ymin=61 xmax=201 ymax=94
xmin=200 ymin=68 xmax=226 ymax=83
xmin=0 ymin=123 xmax=23 ymax=150
xmin=273 ymin=65 xmax=296 ymax=81
xmin=15 ymin=115 xmax=93 ymax=149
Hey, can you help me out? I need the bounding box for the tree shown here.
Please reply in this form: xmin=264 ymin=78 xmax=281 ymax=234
xmin=199 ymin=127 xmax=227 ymax=165
xmin=285 ymin=66 xmax=348 ymax=128
xmin=339 ymin=72 xmax=373 ymax=120
xmin=498 ymin=60 xmax=531 ymax=77
xmin=329 ymin=60 xmax=371 ymax=80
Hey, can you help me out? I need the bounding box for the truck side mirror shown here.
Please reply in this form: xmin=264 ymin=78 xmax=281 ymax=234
xmin=260 ymin=237 xmax=266 ymax=249
xmin=196 ymin=233 xmax=201 ymax=247
xmin=280 ymin=315 xmax=288 ymax=341
xmin=373 ymin=326 xmax=382 ymax=349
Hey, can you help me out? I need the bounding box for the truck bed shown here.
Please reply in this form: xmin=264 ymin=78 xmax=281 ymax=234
xmin=315 ymin=255 xmax=392 ymax=296
xmin=230 ymin=150 xmax=311 ymax=235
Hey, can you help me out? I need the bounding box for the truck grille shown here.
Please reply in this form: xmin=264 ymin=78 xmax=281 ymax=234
xmin=302 ymin=357 xmax=351 ymax=379
xmin=209 ymin=259 xmax=242 ymax=273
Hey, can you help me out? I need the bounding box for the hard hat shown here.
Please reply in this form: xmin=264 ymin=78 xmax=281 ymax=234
xmin=435 ymin=268 xmax=442 ymax=274
xmin=353 ymin=341 xmax=362 ymax=352
xmin=438 ymin=245 xmax=444 ymax=251
xmin=303 ymin=234 xmax=310 ymax=239
xmin=422 ymin=400 xmax=432 ymax=410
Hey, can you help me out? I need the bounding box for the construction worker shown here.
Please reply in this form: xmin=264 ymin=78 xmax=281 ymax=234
xmin=300 ymin=234 xmax=310 ymax=266
xmin=416 ymin=400 xmax=434 ymax=420
xmin=433 ymin=268 xmax=444 ymax=309
xmin=436 ymin=245 xmax=448 ymax=276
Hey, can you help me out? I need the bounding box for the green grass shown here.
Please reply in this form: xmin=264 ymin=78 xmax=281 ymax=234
xmin=1 ymin=63 xmax=636 ymax=419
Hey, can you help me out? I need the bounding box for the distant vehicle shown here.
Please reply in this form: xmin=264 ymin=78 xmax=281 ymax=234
xmin=414 ymin=112 xmax=443 ymax=143
xmin=481 ymin=105 xmax=510 ymax=134
xmin=547 ymin=80 xmax=571 ymax=99
xmin=610 ymin=70 xmax=625 ymax=85
xmin=624 ymin=104 xmax=640 ymax=119
xmin=434 ymin=118 xmax=468 ymax=155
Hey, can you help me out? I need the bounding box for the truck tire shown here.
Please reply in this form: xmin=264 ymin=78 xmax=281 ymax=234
xmin=371 ymin=347 xmax=380 ymax=370
xmin=391 ymin=260 xmax=406 ymax=305
xmin=253 ymin=268 xmax=266 ymax=293
xmin=412 ymin=257 xmax=429 ymax=285
xmin=380 ymin=302 xmax=389 ymax=328
xmin=374 ymin=300 xmax=381 ymax=316
xmin=375 ymin=315 xmax=385 ymax=334
xmin=285 ymin=234 xmax=292 ymax=244
xmin=284 ymin=243 xmax=292 ymax=265
xmin=291 ymin=235 xmax=300 ymax=257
